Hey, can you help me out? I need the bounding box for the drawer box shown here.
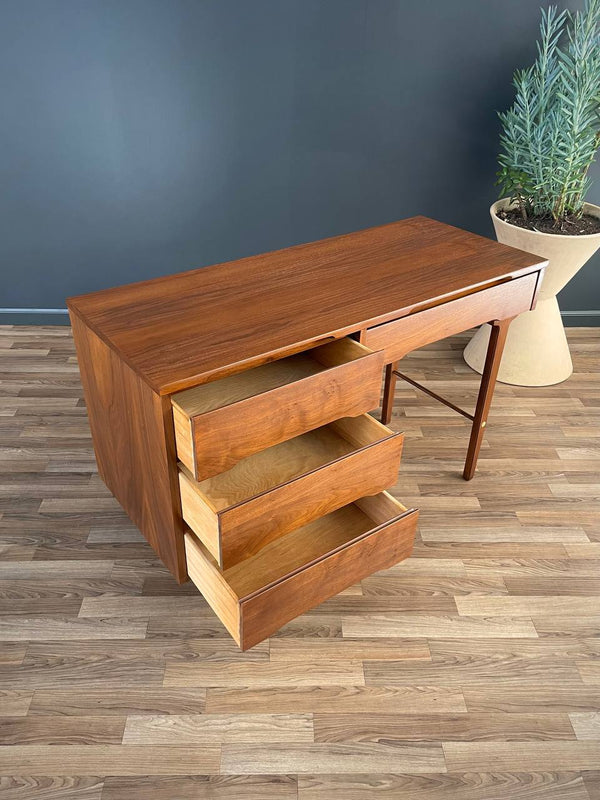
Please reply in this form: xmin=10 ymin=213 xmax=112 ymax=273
xmin=179 ymin=413 xmax=403 ymax=569
xmin=362 ymin=272 xmax=539 ymax=362
xmin=172 ymin=338 xmax=384 ymax=481
xmin=184 ymin=492 xmax=418 ymax=650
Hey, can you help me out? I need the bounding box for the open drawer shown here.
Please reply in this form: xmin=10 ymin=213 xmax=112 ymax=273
xmin=179 ymin=413 xmax=404 ymax=569
xmin=171 ymin=337 xmax=384 ymax=481
xmin=184 ymin=492 xmax=418 ymax=650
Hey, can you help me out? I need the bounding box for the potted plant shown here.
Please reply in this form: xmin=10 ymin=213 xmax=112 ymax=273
xmin=464 ymin=0 xmax=600 ymax=386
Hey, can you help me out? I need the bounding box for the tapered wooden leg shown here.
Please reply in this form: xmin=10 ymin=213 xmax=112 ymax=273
xmin=463 ymin=317 xmax=513 ymax=481
xmin=381 ymin=361 xmax=398 ymax=425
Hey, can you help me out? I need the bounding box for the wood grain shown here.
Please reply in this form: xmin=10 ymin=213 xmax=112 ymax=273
xmin=296 ymin=773 xmax=590 ymax=800
xmin=0 ymin=692 xmax=32 ymax=717
xmin=180 ymin=414 xmax=403 ymax=568
xmin=442 ymin=741 xmax=600 ymax=771
xmin=176 ymin=339 xmax=384 ymax=480
xmin=122 ymin=713 xmax=313 ymax=743
xmin=570 ymin=713 xmax=600 ymax=740
xmin=0 ymin=745 xmax=221 ymax=775
xmin=66 ymin=216 xmax=546 ymax=394
xmin=583 ymin=772 xmax=600 ymax=800
xmin=165 ymin=660 xmax=365 ymax=688
xmin=363 ymin=656 xmax=581 ymax=686
xmin=185 ymin=494 xmax=416 ymax=648
xmin=0 ymin=776 xmax=103 ymax=800
xmin=221 ymin=741 xmax=446 ymax=774
xmin=312 ymin=711 xmax=576 ymax=742
xmin=1 ymin=324 xmax=597 ymax=794
xmin=0 ymin=616 xmax=148 ymax=641
xmin=456 ymin=596 xmax=600 ymax=616
xmin=101 ymin=776 xmax=297 ymax=800
xmin=28 ymin=689 xmax=206 ymax=717
xmin=463 ymin=686 xmax=600 ymax=714
xmin=0 ymin=716 xmax=125 ymax=745
xmin=364 ymin=272 xmax=537 ymax=362
xmin=342 ymin=613 xmax=537 ymax=639
xmin=205 ymin=686 xmax=468 ymax=714
xmin=172 ymin=338 xmax=374 ymax=415
xmin=69 ymin=313 xmax=185 ymax=582
xmin=268 ymin=637 xmax=431 ymax=662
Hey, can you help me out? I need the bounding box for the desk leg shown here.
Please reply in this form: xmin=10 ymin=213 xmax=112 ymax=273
xmin=463 ymin=317 xmax=513 ymax=481
xmin=381 ymin=361 xmax=398 ymax=425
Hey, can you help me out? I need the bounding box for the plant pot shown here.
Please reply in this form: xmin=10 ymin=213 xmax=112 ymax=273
xmin=463 ymin=198 xmax=600 ymax=386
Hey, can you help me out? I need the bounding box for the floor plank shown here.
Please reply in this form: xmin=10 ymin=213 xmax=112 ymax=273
xmin=456 ymin=596 xmax=600 ymax=616
xmin=297 ymin=772 xmax=590 ymax=800
xmin=122 ymin=713 xmax=313 ymax=743
xmin=0 ymin=745 xmax=221 ymax=775
xmin=0 ymin=616 xmax=147 ymax=641
xmin=0 ymin=716 xmax=125 ymax=745
xmin=205 ymin=686 xmax=467 ymax=714
xmin=463 ymin=686 xmax=600 ymax=714
xmin=363 ymin=656 xmax=582 ymax=686
xmin=221 ymin=741 xmax=446 ymax=774
xmin=312 ymin=711 xmax=576 ymax=742
xmin=101 ymin=775 xmax=297 ymax=800
xmin=164 ymin=660 xmax=365 ymax=687
xmin=268 ymin=638 xmax=431 ymax=662
xmin=28 ymin=688 xmax=206 ymax=716
xmin=442 ymin=741 xmax=600 ymax=771
xmin=342 ymin=613 xmax=538 ymax=639
xmin=0 ymin=776 xmax=103 ymax=800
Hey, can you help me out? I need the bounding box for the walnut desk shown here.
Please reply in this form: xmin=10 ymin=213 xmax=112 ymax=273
xmin=67 ymin=217 xmax=546 ymax=649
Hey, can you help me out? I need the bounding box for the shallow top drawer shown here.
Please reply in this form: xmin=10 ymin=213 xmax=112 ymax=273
xmin=362 ymin=272 xmax=540 ymax=362
xmin=171 ymin=337 xmax=384 ymax=481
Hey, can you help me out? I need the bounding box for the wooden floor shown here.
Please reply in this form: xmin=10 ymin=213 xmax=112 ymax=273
xmin=0 ymin=324 xmax=599 ymax=800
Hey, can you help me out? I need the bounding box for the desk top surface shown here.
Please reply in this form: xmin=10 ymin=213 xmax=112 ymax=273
xmin=68 ymin=216 xmax=546 ymax=394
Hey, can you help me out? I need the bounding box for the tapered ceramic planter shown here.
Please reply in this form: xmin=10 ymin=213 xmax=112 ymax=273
xmin=464 ymin=198 xmax=600 ymax=386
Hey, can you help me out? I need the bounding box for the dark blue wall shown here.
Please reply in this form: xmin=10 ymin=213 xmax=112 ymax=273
xmin=1 ymin=0 xmax=598 ymax=323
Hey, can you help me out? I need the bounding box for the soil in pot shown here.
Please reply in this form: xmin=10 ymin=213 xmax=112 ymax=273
xmin=496 ymin=208 xmax=600 ymax=236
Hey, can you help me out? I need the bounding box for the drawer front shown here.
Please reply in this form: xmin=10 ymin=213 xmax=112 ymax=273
xmin=184 ymin=493 xmax=418 ymax=650
xmin=363 ymin=272 xmax=540 ymax=362
xmin=179 ymin=418 xmax=404 ymax=569
xmin=238 ymin=507 xmax=417 ymax=650
xmin=172 ymin=338 xmax=384 ymax=481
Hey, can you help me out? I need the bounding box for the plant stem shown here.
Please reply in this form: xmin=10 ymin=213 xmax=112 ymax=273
xmin=519 ymin=195 xmax=527 ymax=221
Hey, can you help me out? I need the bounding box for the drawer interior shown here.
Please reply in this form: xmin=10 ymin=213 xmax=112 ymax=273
xmin=185 ymin=490 xmax=416 ymax=648
xmin=181 ymin=413 xmax=395 ymax=512
xmin=171 ymin=337 xmax=374 ymax=418
xmin=187 ymin=491 xmax=409 ymax=602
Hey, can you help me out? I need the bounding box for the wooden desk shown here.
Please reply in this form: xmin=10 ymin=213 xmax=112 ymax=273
xmin=68 ymin=216 xmax=546 ymax=648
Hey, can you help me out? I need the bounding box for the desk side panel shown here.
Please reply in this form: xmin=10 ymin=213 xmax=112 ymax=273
xmin=70 ymin=312 xmax=187 ymax=582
